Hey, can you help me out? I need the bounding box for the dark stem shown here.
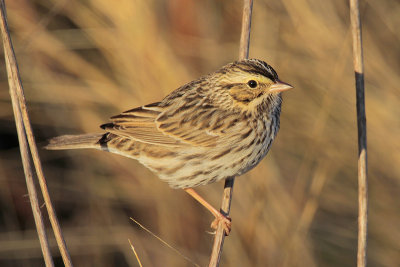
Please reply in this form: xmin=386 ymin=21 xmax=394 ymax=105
xmin=349 ymin=0 xmax=368 ymax=266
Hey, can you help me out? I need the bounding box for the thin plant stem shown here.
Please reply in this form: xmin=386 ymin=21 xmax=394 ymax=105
xmin=209 ymin=1 xmax=253 ymax=266
xmin=1 ymin=2 xmax=53 ymax=266
xmin=349 ymin=0 xmax=368 ymax=266
xmin=130 ymin=217 xmax=200 ymax=267
xmin=239 ymin=0 xmax=254 ymax=61
xmin=0 ymin=1 xmax=73 ymax=266
xmin=128 ymin=239 xmax=143 ymax=267
xmin=3 ymin=45 xmax=54 ymax=267
xmin=209 ymin=178 xmax=235 ymax=267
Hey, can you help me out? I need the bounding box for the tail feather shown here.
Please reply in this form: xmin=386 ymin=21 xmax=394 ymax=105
xmin=45 ymin=133 xmax=106 ymax=150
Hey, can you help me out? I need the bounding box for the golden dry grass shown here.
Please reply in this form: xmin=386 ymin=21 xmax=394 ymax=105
xmin=0 ymin=0 xmax=399 ymax=266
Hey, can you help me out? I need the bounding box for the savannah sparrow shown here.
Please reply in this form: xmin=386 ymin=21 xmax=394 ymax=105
xmin=46 ymin=59 xmax=292 ymax=234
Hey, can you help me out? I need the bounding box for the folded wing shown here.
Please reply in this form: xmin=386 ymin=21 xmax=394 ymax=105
xmin=101 ymin=100 xmax=224 ymax=147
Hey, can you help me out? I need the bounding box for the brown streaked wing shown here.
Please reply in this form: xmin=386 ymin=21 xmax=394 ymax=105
xmin=102 ymin=103 xmax=184 ymax=146
xmin=154 ymin=102 xmax=230 ymax=147
xmin=102 ymin=100 xmax=224 ymax=147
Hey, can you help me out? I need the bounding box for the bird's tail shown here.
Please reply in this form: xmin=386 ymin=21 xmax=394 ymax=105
xmin=44 ymin=133 xmax=106 ymax=150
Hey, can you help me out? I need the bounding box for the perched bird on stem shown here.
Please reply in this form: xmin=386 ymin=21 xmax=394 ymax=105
xmin=46 ymin=59 xmax=293 ymax=235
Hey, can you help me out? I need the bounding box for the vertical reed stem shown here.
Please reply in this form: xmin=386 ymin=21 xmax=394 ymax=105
xmin=349 ymin=0 xmax=368 ymax=266
xmin=1 ymin=2 xmax=53 ymax=266
xmin=0 ymin=1 xmax=73 ymax=266
xmin=4 ymin=50 xmax=55 ymax=267
xmin=209 ymin=1 xmax=253 ymax=266
xmin=239 ymin=0 xmax=254 ymax=61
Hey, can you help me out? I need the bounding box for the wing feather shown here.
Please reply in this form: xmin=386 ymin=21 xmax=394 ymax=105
xmin=101 ymin=86 xmax=238 ymax=147
xmin=101 ymin=102 xmax=184 ymax=146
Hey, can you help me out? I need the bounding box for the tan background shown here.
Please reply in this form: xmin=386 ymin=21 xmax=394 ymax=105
xmin=0 ymin=0 xmax=399 ymax=266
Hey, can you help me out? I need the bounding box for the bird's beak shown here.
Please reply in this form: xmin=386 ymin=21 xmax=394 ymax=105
xmin=269 ymin=80 xmax=293 ymax=93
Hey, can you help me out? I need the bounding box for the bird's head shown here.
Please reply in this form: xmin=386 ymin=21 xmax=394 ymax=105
xmin=214 ymin=59 xmax=293 ymax=110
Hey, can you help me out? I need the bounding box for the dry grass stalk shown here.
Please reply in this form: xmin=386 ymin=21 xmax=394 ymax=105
xmin=209 ymin=1 xmax=254 ymax=266
xmin=130 ymin=217 xmax=200 ymax=267
xmin=349 ymin=0 xmax=368 ymax=266
xmin=0 ymin=1 xmax=72 ymax=266
xmin=128 ymin=239 xmax=143 ymax=267
xmin=209 ymin=178 xmax=235 ymax=267
xmin=0 ymin=2 xmax=53 ymax=266
xmin=239 ymin=0 xmax=254 ymax=60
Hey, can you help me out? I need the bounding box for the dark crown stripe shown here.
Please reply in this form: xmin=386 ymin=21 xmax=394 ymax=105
xmin=235 ymin=64 xmax=276 ymax=81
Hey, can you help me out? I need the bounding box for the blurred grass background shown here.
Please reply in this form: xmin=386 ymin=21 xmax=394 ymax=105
xmin=0 ymin=0 xmax=399 ymax=266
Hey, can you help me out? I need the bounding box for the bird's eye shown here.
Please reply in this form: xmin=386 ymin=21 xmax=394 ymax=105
xmin=247 ymin=80 xmax=258 ymax=88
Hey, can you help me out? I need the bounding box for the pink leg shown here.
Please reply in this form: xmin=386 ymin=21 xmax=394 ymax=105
xmin=184 ymin=188 xmax=232 ymax=235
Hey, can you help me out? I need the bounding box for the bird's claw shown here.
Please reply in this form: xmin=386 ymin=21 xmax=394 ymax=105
xmin=211 ymin=214 xmax=232 ymax=236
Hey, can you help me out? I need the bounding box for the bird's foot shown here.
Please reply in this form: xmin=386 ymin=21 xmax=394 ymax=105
xmin=211 ymin=214 xmax=232 ymax=236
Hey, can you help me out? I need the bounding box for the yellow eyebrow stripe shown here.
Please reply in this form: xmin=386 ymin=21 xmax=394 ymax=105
xmin=224 ymin=73 xmax=274 ymax=84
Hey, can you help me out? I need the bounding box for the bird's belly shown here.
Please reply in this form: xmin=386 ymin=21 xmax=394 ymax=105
xmin=138 ymin=119 xmax=277 ymax=189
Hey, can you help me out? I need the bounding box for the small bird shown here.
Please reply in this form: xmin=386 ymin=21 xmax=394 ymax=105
xmin=46 ymin=59 xmax=292 ymax=235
